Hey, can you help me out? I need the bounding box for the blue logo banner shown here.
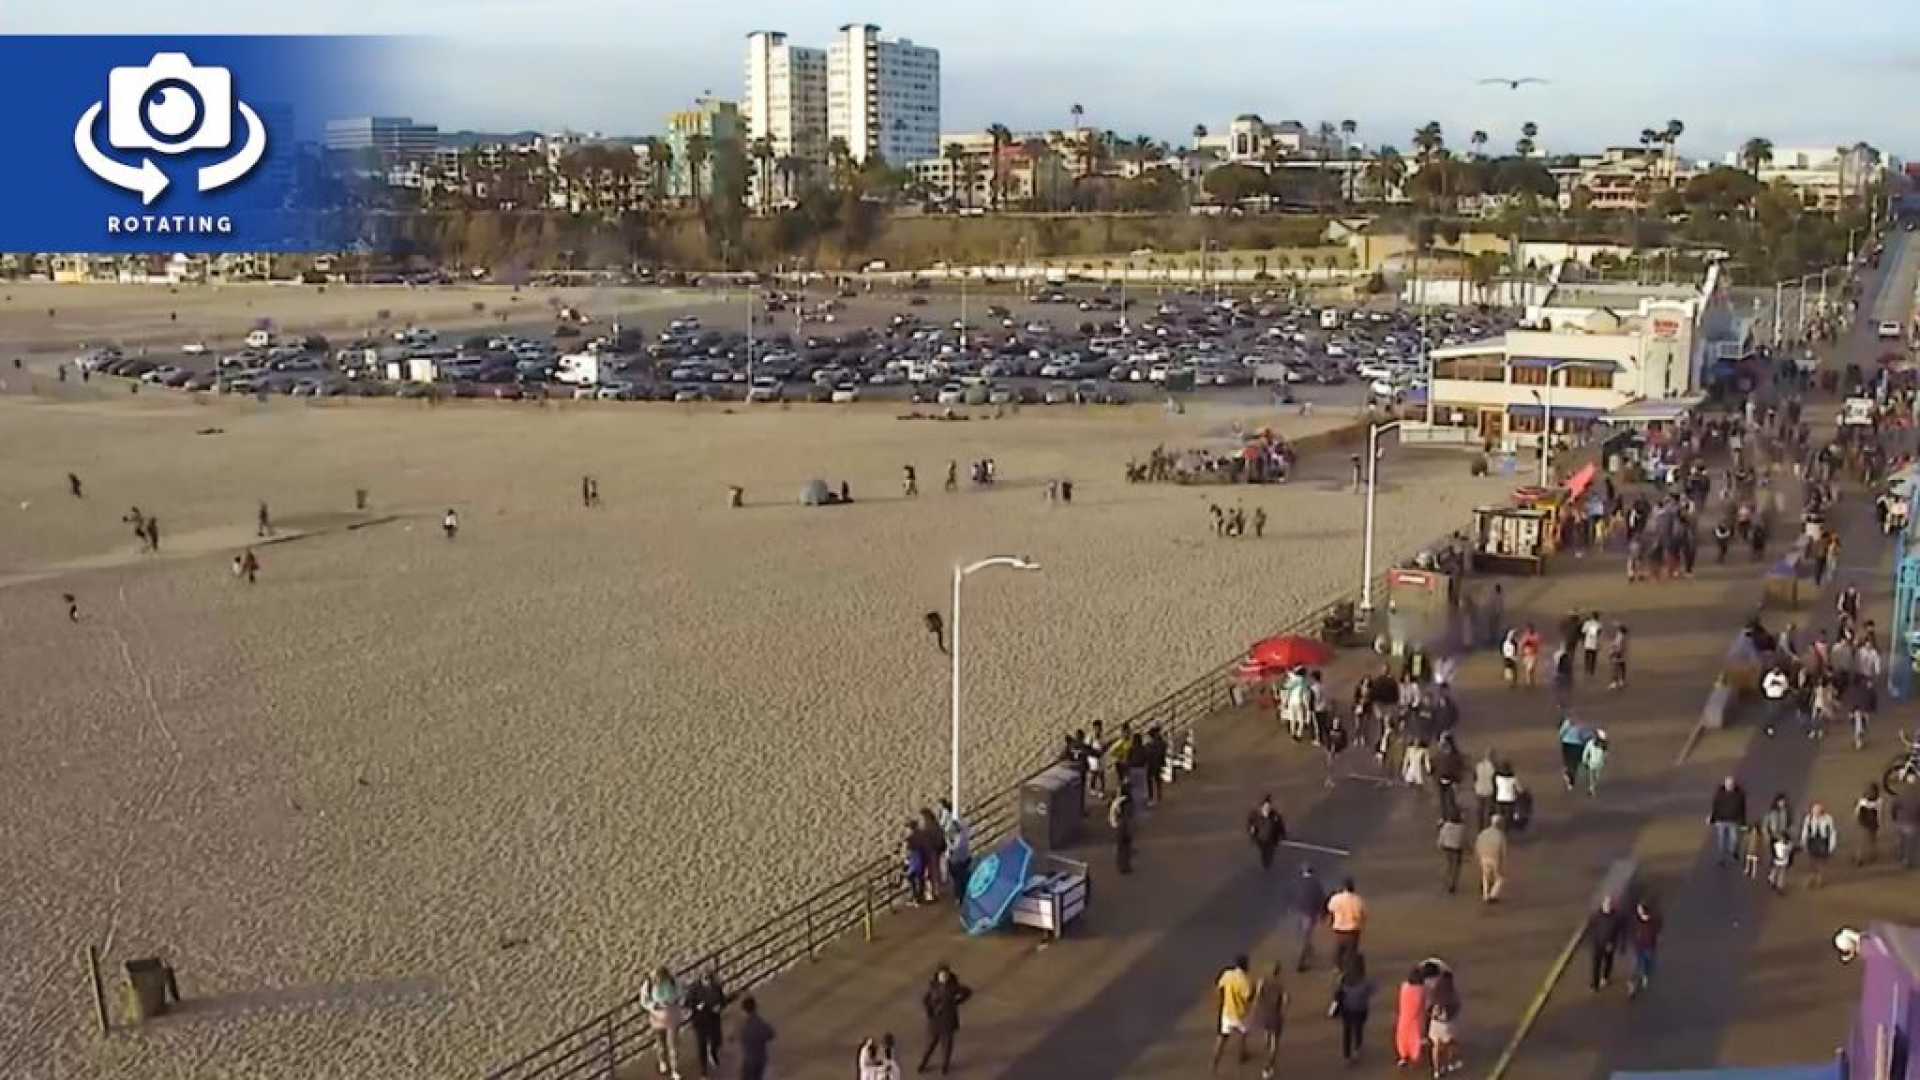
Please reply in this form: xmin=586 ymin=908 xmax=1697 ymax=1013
xmin=0 ymin=36 xmax=402 ymax=253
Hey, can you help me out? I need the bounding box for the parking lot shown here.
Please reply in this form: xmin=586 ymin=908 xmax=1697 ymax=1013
xmin=63 ymin=281 xmax=1520 ymax=409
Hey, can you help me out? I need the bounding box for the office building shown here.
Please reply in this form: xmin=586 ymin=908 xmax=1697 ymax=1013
xmin=324 ymin=116 xmax=440 ymax=157
xmin=827 ymin=23 xmax=939 ymax=166
xmin=744 ymin=31 xmax=829 ymax=165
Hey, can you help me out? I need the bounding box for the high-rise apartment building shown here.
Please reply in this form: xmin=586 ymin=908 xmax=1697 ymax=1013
xmin=743 ymin=31 xmax=829 ymax=165
xmin=826 ymin=24 xmax=939 ymax=166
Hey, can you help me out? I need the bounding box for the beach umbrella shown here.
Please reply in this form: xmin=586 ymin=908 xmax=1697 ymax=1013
xmin=961 ymin=837 xmax=1033 ymax=936
xmin=1248 ymin=633 xmax=1334 ymax=671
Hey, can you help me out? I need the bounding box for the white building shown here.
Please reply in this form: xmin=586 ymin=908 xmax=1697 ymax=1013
xmin=744 ymin=31 xmax=829 ymax=166
xmin=827 ymin=23 xmax=939 ymax=166
xmin=1721 ymin=145 xmax=1882 ymax=211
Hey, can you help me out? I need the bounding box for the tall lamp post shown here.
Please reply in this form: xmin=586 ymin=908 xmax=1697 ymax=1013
xmin=951 ymin=556 xmax=1041 ymax=815
xmin=1360 ymin=420 xmax=1401 ymax=615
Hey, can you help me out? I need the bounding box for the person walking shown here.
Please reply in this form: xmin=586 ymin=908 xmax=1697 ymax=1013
xmin=144 ymin=516 xmax=160 ymax=553
xmin=1762 ymin=793 xmax=1795 ymax=893
xmin=63 ymin=592 xmax=80 ymax=622
xmin=1109 ymin=786 xmax=1135 ymax=874
xmin=1252 ymin=961 xmax=1288 ymax=1080
xmin=67 ymin=472 xmax=82 ymax=499
xmin=1708 ymin=776 xmax=1748 ymax=868
xmin=1519 ymin=624 xmax=1541 ymax=688
xmin=1475 ymin=817 xmax=1508 ymax=903
xmin=1580 ymin=611 xmax=1603 ymax=679
xmin=1500 ymin=628 xmax=1520 ymax=688
xmin=1855 ymin=783 xmax=1884 ymax=866
xmin=442 ymin=508 xmax=459 ymax=540
xmin=1586 ymin=895 xmax=1626 ymax=991
xmin=1492 ymin=760 xmax=1521 ymax=826
xmin=944 ymin=460 xmax=958 ymax=493
xmin=688 ymin=970 xmax=725 ymax=1077
xmin=641 ymin=966 xmax=687 ymax=1080
xmin=735 ymin=996 xmax=775 ymax=1080
xmin=857 ymin=1035 xmax=900 ymax=1080
xmin=1326 ymin=877 xmax=1367 ymax=970
xmin=1437 ymin=810 xmax=1467 ymax=894
xmin=943 ymin=808 xmax=973 ymax=906
xmin=1291 ymin=864 xmax=1327 ymax=971
xmin=917 ymin=964 xmax=971 ymax=1075
xmin=903 ymin=465 xmax=918 ymax=498
xmin=1801 ymin=802 xmax=1838 ymax=889
xmin=1608 ymin=624 xmax=1630 ymax=690
xmin=240 ymin=549 xmax=260 ymax=584
xmin=1557 ymin=713 xmax=1588 ymax=790
xmin=1212 ymin=954 xmax=1254 ymax=1073
xmin=1628 ymin=899 xmax=1663 ymax=997
xmin=1330 ymin=953 xmax=1376 ymax=1064
xmin=1393 ymin=966 xmax=1427 ymax=1068
xmin=256 ymin=500 xmax=273 ymax=538
xmin=924 ymin=611 xmax=947 ymax=654
xmin=1247 ymin=795 xmax=1287 ymax=871
xmin=1581 ymin=730 xmax=1608 ymax=797
xmin=1473 ymin=751 xmax=1497 ymax=829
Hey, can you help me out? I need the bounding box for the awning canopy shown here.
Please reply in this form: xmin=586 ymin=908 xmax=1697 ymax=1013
xmin=1511 ymin=356 xmax=1621 ymax=370
xmin=1603 ymin=395 xmax=1706 ymax=425
xmin=1507 ymin=403 xmax=1606 ymax=420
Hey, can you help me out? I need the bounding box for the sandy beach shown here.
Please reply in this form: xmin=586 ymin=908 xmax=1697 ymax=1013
xmin=0 ymin=374 xmax=1510 ymax=1078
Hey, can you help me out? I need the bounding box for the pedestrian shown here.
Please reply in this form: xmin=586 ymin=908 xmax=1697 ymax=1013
xmin=1473 ymin=751 xmax=1496 ymax=829
xmin=1587 ymin=895 xmax=1625 ymax=991
xmin=903 ymin=464 xmax=918 ymax=497
xmin=903 ymin=821 xmax=930 ymax=903
xmin=1628 ymin=898 xmax=1662 ymax=997
xmin=1291 ymin=864 xmax=1327 ymax=971
xmin=736 ymin=996 xmax=775 ymax=1080
xmin=1708 ymin=776 xmax=1747 ymax=867
xmin=1086 ymin=720 xmax=1107 ymax=799
xmin=1551 ymin=642 xmax=1574 ymax=704
xmin=1431 ymin=734 xmax=1463 ymax=820
xmin=1580 ymin=611 xmax=1603 ymax=678
xmin=63 ymin=592 xmax=79 ymax=622
xmin=144 ymin=515 xmax=160 ymax=552
xmin=1581 ymin=730 xmax=1608 ymax=797
xmin=1763 ymin=793 xmax=1795 ymax=893
xmin=1608 ymin=624 xmax=1630 ymax=690
xmin=1897 ymin=784 xmax=1920 ymax=870
xmin=1475 ymin=817 xmax=1508 ymax=903
xmin=1247 ymin=794 xmax=1286 ymax=871
xmin=1252 ymin=961 xmax=1288 ymax=1080
xmin=1143 ymin=726 xmax=1168 ymax=806
xmin=67 ymin=472 xmax=82 ymax=499
xmin=688 ymin=970 xmax=725 ymax=1076
xmin=1394 ymin=966 xmax=1426 ymax=1068
xmin=1801 ymin=802 xmax=1837 ymax=889
xmin=943 ymin=808 xmax=972 ymax=906
xmin=856 ymin=1035 xmax=899 ymax=1080
xmin=1253 ymin=507 xmax=1267 ymax=538
xmin=924 ymin=611 xmax=947 ymax=654
xmin=1426 ymin=968 xmax=1462 ymax=1077
xmin=257 ymin=500 xmax=273 ymax=537
xmin=1519 ymin=624 xmax=1541 ymax=688
xmin=1326 ymin=876 xmax=1366 ymax=969
xmin=641 ymin=966 xmax=687 ymax=1080
xmin=1500 ymin=628 xmax=1519 ymax=688
xmin=1437 ymin=810 xmax=1467 ymax=894
xmin=1109 ymin=786 xmax=1135 ymax=874
xmin=442 ymin=508 xmax=459 ymax=539
xmin=1350 ymin=454 xmax=1362 ymax=493
xmin=1557 ymin=713 xmax=1587 ymax=790
xmin=241 ymin=549 xmax=259 ymax=584
xmin=917 ymin=964 xmax=971 ymax=1075
xmin=944 ymin=460 xmax=958 ymax=493
xmin=1855 ymin=783 xmax=1883 ymax=866
xmin=1330 ymin=953 xmax=1375 ymax=1064
xmin=1492 ymin=759 xmax=1520 ymax=825
xmin=1212 ymin=954 xmax=1254 ymax=1073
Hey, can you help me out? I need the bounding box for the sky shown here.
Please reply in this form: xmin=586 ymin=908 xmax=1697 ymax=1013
xmin=14 ymin=0 xmax=1920 ymax=162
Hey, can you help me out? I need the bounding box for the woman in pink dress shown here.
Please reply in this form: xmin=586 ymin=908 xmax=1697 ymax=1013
xmin=1394 ymin=966 xmax=1427 ymax=1067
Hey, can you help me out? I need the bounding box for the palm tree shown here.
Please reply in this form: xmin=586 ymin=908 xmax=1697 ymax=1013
xmin=1471 ymin=130 xmax=1488 ymax=159
xmin=943 ymin=142 xmax=970 ymax=208
xmin=1071 ymin=102 xmax=1085 ymax=131
xmin=650 ymin=141 xmax=674 ymax=202
xmin=1365 ymin=146 xmax=1406 ymax=202
xmin=1412 ymin=122 xmax=1444 ymax=161
xmin=1340 ymin=118 xmax=1358 ymax=146
xmin=1662 ymin=118 xmax=1685 ymax=182
xmin=685 ymin=133 xmax=711 ymax=208
xmin=1516 ymin=121 xmax=1539 ymax=159
xmin=750 ymin=136 xmax=775 ymax=212
xmin=1193 ymin=124 xmax=1208 ymax=147
xmin=775 ymin=154 xmax=804 ymax=202
xmin=1740 ymin=137 xmax=1774 ymax=177
xmin=986 ymin=123 xmax=1013 ymax=209
xmin=827 ymin=136 xmax=853 ymax=191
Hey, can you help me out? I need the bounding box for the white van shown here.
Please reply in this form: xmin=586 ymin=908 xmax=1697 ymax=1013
xmin=1319 ymin=308 xmax=1342 ymax=330
xmin=244 ymin=329 xmax=274 ymax=349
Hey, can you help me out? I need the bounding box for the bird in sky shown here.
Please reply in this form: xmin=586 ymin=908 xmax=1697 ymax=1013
xmin=1479 ymin=77 xmax=1550 ymax=90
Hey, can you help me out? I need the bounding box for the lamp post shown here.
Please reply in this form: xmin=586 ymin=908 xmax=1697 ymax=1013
xmin=1529 ymin=360 xmax=1580 ymax=487
xmin=950 ymin=556 xmax=1041 ymax=814
xmin=1360 ymin=420 xmax=1401 ymax=615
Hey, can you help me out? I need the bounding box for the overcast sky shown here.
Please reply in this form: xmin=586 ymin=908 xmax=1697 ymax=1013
xmin=20 ymin=1 xmax=1920 ymax=160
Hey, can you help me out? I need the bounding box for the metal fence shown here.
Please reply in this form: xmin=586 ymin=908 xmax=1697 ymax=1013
xmin=483 ymin=573 xmax=1388 ymax=1080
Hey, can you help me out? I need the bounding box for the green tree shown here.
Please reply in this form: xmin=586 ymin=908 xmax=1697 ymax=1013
xmin=1470 ymin=129 xmax=1488 ymax=159
xmin=1740 ymin=137 xmax=1775 ymax=176
xmin=685 ymin=133 xmax=711 ymax=208
xmin=750 ymin=136 xmax=775 ymax=213
xmin=986 ymin=123 xmax=1013 ymax=209
xmin=943 ymin=142 xmax=970 ymax=208
xmin=1515 ymin=121 xmax=1539 ymax=159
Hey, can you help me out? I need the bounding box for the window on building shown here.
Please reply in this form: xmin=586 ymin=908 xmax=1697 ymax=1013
xmin=1511 ymin=366 xmax=1547 ymax=386
xmin=1565 ymin=366 xmax=1614 ymax=390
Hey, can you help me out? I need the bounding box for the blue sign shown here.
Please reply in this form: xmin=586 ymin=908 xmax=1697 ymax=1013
xmin=0 ymin=36 xmax=401 ymax=252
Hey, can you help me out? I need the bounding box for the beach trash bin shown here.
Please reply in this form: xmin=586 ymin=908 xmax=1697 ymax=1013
xmin=124 ymin=957 xmax=177 ymax=1021
xmin=1019 ymin=765 xmax=1083 ymax=855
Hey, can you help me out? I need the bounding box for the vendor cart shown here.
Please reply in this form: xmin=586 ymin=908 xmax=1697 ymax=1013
xmin=1471 ymin=505 xmax=1554 ymax=574
xmin=1009 ymin=854 xmax=1091 ymax=940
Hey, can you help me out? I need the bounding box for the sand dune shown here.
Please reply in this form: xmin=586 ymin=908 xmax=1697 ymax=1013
xmin=0 ymin=388 xmax=1509 ymax=1078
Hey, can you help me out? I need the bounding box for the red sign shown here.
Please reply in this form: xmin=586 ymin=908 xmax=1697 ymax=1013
xmin=1651 ymin=316 xmax=1682 ymax=339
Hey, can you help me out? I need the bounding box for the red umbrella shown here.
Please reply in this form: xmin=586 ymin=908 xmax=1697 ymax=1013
xmin=1248 ymin=633 xmax=1334 ymax=671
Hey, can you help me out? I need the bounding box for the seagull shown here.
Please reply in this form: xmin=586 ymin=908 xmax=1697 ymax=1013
xmin=1479 ymin=77 xmax=1549 ymax=90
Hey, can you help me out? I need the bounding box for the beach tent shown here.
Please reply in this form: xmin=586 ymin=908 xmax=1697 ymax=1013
xmin=961 ymin=837 xmax=1033 ymax=936
xmin=799 ymin=478 xmax=831 ymax=506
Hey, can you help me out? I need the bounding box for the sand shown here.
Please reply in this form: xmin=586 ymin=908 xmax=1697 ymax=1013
xmin=0 ymin=379 xmax=1510 ymax=1078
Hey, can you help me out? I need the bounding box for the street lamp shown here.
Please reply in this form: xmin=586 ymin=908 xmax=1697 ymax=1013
xmin=1360 ymin=420 xmax=1401 ymax=615
xmin=1527 ymin=360 xmax=1581 ymax=487
xmin=950 ymin=556 xmax=1041 ymax=815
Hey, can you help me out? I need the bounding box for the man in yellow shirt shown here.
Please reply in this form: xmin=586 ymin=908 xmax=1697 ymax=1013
xmin=1326 ymin=877 xmax=1367 ymax=969
xmin=1212 ymin=954 xmax=1254 ymax=1072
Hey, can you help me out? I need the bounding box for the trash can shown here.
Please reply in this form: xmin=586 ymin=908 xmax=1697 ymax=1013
xmin=124 ymin=957 xmax=177 ymax=1022
xmin=1019 ymin=765 xmax=1084 ymax=855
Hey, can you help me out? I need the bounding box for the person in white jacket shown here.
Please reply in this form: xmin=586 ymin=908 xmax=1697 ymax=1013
xmin=1761 ymin=664 xmax=1791 ymax=736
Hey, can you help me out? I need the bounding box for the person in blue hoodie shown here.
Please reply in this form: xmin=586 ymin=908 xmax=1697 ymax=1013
xmin=1557 ymin=713 xmax=1590 ymax=790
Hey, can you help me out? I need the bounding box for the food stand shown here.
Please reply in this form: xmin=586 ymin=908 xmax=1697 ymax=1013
xmin=1471 ymin=505 xmax=1554 ymax=574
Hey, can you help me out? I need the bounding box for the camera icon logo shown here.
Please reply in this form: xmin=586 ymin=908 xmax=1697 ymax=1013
xmin=74 ymin=52 xmax=267 ymax=205
xmin=108 ymin=53 xmax=232 ymax=155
